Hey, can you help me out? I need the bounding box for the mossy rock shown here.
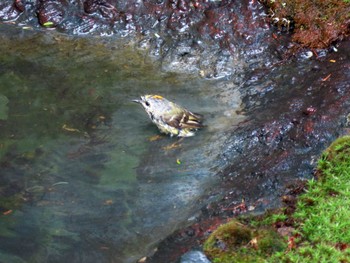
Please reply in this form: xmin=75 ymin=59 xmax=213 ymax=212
xmin=255 ymin=228 xmax=287 ymax=255
xmin=203 ymin=220 xmax=286 ymax=262
xmin=316 ymin=135 xmax=350 ymax=180
xmin=321 ymin=135 xmax=350 ymax=162
xmin=203 ymin=220 xmax=252 ymax=260
xmin=204 ymin=220 xmax=252 ymax=248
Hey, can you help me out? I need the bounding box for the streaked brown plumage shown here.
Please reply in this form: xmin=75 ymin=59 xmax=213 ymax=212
xmin=133 ymin=95 xmax=204 ymax=137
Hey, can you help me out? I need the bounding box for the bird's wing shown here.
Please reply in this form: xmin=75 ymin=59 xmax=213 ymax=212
xmin=162 ymin=113 xmax=181 ymax=129
xmin=179 ymin=111 xmax=204 ymax=129
xmin=163 ymin=110 xmax=204 ymax=130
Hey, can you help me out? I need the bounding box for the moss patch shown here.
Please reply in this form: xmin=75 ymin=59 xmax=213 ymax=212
xmin=203 ymin=220 xmax=286 ymax=262
xmin=204 ymin=135 xmax=350 ymax=262
xmin=261 ymin=0 xmax=350 ymax=48
xmin=272 ymin=136 xmax=350 ymax=262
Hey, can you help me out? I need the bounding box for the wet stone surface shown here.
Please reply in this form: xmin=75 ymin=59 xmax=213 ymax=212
xmin=0 ymin=0 xmax=277 ymax=78
xmin=146 ymin=40 xmax=350 ymax=262
xmin=0 ymin=1 xmax=349 ymax=263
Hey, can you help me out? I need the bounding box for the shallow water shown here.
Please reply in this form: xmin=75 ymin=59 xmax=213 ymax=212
xmin=0 ymin=24 xmax=244 ymax=263
xmin=2 ymin=1 xmax=348 ymax=258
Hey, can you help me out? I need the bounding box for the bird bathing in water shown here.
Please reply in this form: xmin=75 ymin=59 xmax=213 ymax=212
xmin=133 ymin=95 xmax=204 ymax=137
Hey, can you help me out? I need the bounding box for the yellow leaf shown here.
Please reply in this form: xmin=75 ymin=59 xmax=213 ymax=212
xmin=43 ymin=21 xmax=54 ymax=27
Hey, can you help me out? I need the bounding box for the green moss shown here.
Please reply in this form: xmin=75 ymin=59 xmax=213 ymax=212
xmin=204 ymin=220 xmax=252 ymax=256
xmin=204 ymin=221 xmax=286 ymax=262
xmin=204 ymin=136 xmax=350 ymax=262
xmin=272 ymin=243 xmax=350 ymax=263
xmin=256 ymin=229 xmax=286 ymax=255
xmin=272 ymin=136 xmax=350 ymax=261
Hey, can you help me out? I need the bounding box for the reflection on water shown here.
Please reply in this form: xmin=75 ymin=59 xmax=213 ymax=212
xmin=0 ymin=25 xmax=244 ymax=263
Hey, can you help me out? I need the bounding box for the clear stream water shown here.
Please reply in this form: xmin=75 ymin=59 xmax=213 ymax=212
xmin=0 ymin=24 xmax=244 ymax=263
xmin=2 ymin=13 xmax=348 ymax=262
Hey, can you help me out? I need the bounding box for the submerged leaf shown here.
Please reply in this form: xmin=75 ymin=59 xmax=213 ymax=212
xmin=62 ymin=124 xmax=80 ymax=132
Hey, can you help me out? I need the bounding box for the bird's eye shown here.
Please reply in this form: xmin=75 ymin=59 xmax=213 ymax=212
xmin=145 ymin=101 xmax=150 ymax=107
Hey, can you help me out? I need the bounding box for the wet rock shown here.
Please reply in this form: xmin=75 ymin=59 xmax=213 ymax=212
xmin=14 ymin=0 xmax=26 ymax=13
xmin=37 ymin=0 xmax=67 ymax=27
xmin=84 ymin=0 xmax=120 ymax=22
xmin=0 ymin=0 xmax=276 ymax=78
xmin=147 ymin=39 xmax=350 ymax=262
xmin=180 ymin=250 xmax=211 ymax=263
xmin=261 ymin=0 xmax=350 ymax=48
xmin=0 ymin=0 xmax=23 ymax=21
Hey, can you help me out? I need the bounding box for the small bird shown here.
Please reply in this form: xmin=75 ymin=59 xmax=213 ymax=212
xmin=133 ymin=94 xmax=204 ymax=137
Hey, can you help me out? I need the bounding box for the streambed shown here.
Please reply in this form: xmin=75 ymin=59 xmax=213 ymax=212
xmin=0 ymin=1 xmax=349 ymax=263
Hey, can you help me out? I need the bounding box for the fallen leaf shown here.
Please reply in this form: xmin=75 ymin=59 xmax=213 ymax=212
xmin=248 ymin=237 xmax=258 ymax=249
xmin=287 ymin=236 xmax=296 ymax=250
xmin=43 ymin=21 xmax=54 ymax=27
xmin=148 ymin=135 xmax=162 ymax=141
xmin=100 ymin=246 xmax=109 ymax=250
xmin=3 ymin=210 xmax=13 ymax=215
xmin=104 ymin=199 xmax=113 ymax=205
xmin=162 ymin=142 xmax=181 ymax=150
xmin=321 ymin=74 xmax=331 ymax=82
xmin=51 ymin=182 xmax=69 ymax=187
xmin=138 ymin=257 xmax=147 ymax=263
xmin=62 ymin=124 xmax=80 ymax=133
xmin=176 ymin=159 xmax=181 ymax=165
xmin=335 ymin=243 xmax=349 ymax=251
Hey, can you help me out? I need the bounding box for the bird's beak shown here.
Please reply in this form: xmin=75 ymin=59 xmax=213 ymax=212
xmin=132 ymin=99 xmax=141 ymax=104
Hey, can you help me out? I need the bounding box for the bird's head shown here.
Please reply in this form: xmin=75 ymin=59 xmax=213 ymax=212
xmin=133 ymin=95 xmax=171 ymax=118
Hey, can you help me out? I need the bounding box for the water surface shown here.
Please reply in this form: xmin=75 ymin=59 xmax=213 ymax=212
xmin=0 ymin=24 xmax=244 ymax=263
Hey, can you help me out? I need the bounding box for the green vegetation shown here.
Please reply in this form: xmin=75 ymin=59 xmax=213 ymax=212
xmin=204 ymin=136 xmax=350 ymax=262
xmin=203 ymin=220 xmax=286 ymax=262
